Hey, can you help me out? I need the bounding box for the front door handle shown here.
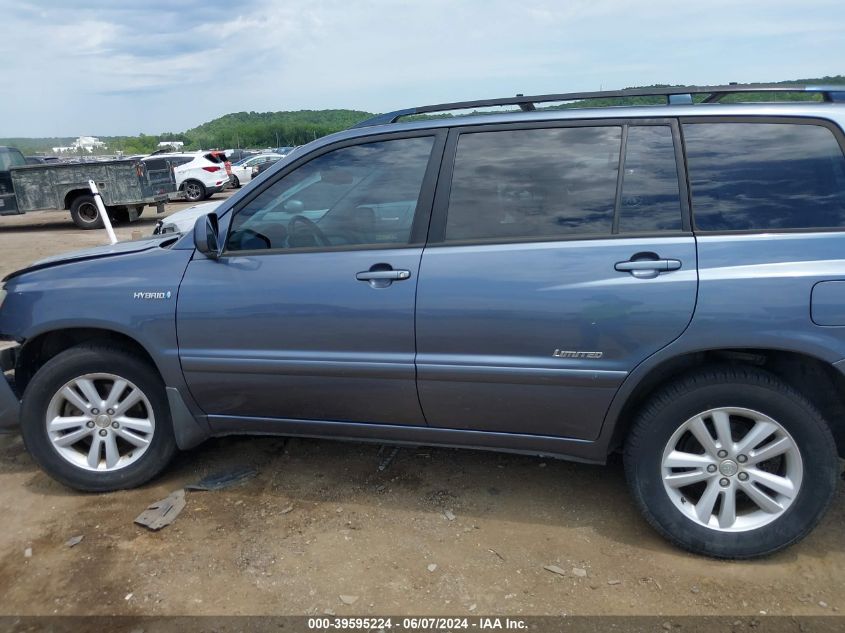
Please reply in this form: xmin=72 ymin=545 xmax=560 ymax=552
xmin=356 ymin=266 xmax=411 ymax=288
xmin=355 ymin=270 xmax=411 ymax=281
xmin=615 ymin=257 xmax=682 ymax=279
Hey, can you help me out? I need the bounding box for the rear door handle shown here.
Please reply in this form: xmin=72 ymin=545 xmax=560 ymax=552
xmin=615 ymin=258 xmax=682 ymax=279
xmin=356 ymin=270 xmax=411 ymax=281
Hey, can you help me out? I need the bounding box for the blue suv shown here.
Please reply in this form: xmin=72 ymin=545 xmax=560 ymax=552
xmin=2 ymin=84 xmax=845 ymax=558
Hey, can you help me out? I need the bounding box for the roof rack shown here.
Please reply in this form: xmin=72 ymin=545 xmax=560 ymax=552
xmin=351 ymin=83 xmax=845 ymax=128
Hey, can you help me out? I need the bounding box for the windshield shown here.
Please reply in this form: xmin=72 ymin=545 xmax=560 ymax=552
xmin=0 ymin=148 xmax=26 ymax=171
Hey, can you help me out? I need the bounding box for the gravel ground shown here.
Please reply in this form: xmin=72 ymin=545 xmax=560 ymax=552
xmin=0 ymin=198 xmax=843 ymax=618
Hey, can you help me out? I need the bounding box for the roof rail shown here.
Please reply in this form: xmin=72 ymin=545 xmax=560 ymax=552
xmin=351 ymin=84 xmax=845 ymax=129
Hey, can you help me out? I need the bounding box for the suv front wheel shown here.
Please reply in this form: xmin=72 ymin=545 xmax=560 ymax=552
xmin=20 ymin=345 xmax=177 ymax=491
xmin=625 ymin=366 xmax=839 ymax=558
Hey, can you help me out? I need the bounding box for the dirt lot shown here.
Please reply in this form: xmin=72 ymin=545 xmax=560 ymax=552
xmin=0 ymin=199 xmax=843 ymax=618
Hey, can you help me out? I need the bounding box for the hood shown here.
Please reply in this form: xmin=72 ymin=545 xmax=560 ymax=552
xmin=154 ymin=200 xmax=223 ymax=235
xmin=3 ymin=234 xmax=179 ymax=282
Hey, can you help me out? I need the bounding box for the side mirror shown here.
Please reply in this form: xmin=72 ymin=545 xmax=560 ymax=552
xmin=193 ymin=213 xmax=220 ymax=259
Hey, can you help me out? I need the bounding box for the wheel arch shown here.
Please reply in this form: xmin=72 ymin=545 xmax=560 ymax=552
xmin=63 ymin=188 xmax=92 ymax=210
xmin=606 ymin=348 xmax=845 ymax=458
xmin=15 ymin=327 xmax=162 ymax=397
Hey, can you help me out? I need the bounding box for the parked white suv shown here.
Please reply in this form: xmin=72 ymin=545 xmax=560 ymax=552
xmin=230 ymin=153 xmax=284 ymax=188
xmin=144 ymin=152 xmax=231 ymax=202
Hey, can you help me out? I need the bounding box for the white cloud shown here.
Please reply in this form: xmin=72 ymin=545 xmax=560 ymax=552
xmin=0 ymin=0 xmax=842 ymax=136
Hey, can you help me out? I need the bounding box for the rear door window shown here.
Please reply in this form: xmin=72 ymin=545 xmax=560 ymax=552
xmin=683 ymin=122 xmax=845 ymax=231
xmin=445 ymin=126 xmax=622 ymax=241
xmin=443 ymin=124 xmax=684 ymax=242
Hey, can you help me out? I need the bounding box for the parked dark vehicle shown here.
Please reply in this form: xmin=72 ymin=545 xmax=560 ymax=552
xmin=2 ymin=84 xmax=845 ymax=559
xmin=5 ymin=157 xmax=178 ymax=229
xmin=25 ymin=156 xmax=61 ymax=165
xmin=252 ymin=155 xmax=283 ymax=178
xmin=0 ymin=146 xmax=26 ymax=214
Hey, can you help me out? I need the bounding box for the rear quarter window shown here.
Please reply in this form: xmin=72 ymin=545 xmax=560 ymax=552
xmin=684 ymin=122 xmax=845 ymax=231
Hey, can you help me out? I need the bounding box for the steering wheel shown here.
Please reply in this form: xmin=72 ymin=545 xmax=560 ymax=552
xmin=287 ymin=214 xmax=331 ymax=247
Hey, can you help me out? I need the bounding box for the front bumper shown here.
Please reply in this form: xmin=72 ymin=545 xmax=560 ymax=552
xmin=0 ymin=345 xmax=19 ymax=432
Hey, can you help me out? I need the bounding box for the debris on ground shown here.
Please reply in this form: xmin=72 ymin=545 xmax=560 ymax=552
xmin=125 ymin=593 xmax=133 ymax=601
xmin=65 ymin=535 xmax=84 ymax=548
xmin=488 ymin=548 xmax=505 ymax=561
xmin=377 ymin=446 xmax=401 ymax=472
xmin=572 ymin=567 xmax=588 ymax=578
xmin=24 ymin=547 xmax=32 ymax=558
xmin=427 ymin=564 xmax=438 ymax=572
xmin=280 ymin=505 xmax=294 ymax=514
xmin=339 ymin=595 xmax=359 ymax=605
xmin=641 ymin=576 xmax=663 ymax=591
xmin=443 ymin=509 xmax=457 ymax=521
xmin=608 ymin=580 xmax=622 ymax=586
xmin=544 ymin=565 xmax=567 ymax=577
xmin=185 ymin=467 xmax=258 ymax=491
xmin=135 ymin=489 xmax=186 ymax=531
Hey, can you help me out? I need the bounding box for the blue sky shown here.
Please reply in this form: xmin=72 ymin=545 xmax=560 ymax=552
xmin=1 ymin=0 xmax=844 ymax=137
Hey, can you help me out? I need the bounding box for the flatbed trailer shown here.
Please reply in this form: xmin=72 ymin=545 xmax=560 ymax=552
xmin=3 ymin=156 xmax=179 ymax=229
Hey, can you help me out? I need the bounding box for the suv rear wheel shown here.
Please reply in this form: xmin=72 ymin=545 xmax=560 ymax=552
xmin=183 ymin=179 xmax=206 ymax=202
xmin=20 ymin=345 xmax=177 ymax=491
xmin=625 ymin=366 xmax=838 ymax=558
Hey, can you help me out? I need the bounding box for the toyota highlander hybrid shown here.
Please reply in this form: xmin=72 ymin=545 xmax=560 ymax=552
xmin=2 ymin=84 xmax=845 ymax=558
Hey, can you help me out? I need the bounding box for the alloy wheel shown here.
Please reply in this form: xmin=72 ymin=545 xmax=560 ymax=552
xmin=661 ymin=407 xmax=803 ymax=532
xmin=45 ymin=373 xmax=156 ymax=471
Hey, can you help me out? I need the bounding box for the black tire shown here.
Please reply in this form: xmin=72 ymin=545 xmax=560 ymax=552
xmin=232 ymin=176 xmax=240 ymax=188
xmin=624 ymin=365 xmax=839 ymax=559
xmin=182 ymin=180 xmax=206 ymax=202
xmin=69 ymin=195 xmax=104 ymax=230
xmin=20 ymin=345 xmax=178 ymax=492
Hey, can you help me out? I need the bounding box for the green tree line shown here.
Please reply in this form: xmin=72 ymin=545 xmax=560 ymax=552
xmin=3 ymin=76 xmax=842 ymax=155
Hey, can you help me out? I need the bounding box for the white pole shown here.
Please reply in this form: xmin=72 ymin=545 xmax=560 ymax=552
xmin=88 ymin=180 xmax=117 ymax=244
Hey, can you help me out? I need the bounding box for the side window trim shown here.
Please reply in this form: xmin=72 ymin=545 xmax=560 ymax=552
xmin=673 ymin=118 xmax=694 ymax=233
xmin=680 ymin=115 xmax=845 ymax=234
xmin=218 ymin=129 xmax=447 ymax=255
xmin=427 ymin=118 xmax=690 ymax=245
xmin=610 ymin=125 xmax=629 ymax=235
